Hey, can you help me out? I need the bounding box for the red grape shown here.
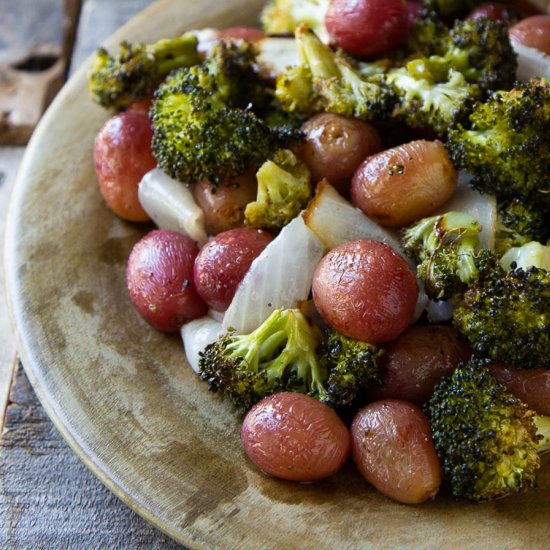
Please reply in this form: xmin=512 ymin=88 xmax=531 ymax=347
xmin=94 ymin=112 xmax=156 ymax=222
xmin=127 ymin=230 xmax=207 ymax=332
xmin=351 ymin=400 xmax=441 ymax=504
xmin=326 ymin=0 xmax=408 ymax=58
xmin=193 ymin=227 xmax=274 ymax=312
xmin=241 ymin=392 xmax=351 ymax=482
xmin=312 ymin=240 xmax=418 ymax=343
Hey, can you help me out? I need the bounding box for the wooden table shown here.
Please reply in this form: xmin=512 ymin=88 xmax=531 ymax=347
xmin=0 ymin=1 xmax=183 ymax=546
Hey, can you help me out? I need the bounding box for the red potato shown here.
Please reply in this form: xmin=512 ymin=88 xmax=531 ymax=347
xmin=217 ymin=27 xmax=266 ymax=42
xmin=192 ymin=172 xmax=257 ymax=235
xmin=94 ymin=112 xmax=156 ymax=222
xmin=509 ymin=15 xmax=550 ymax=54
xmin=126 ymin=96 xmax=154 ymax=116
xmin=241 ymin=392 xmax=351 ymax=482
xmin=312 ymin=240 xmax=418 ymax=343
xmin=351 ymin=140 xmax=457 ymax=228
xmin=296 ymin=113 xmax=382 ymax=195
xmin=490 ymin=363 xmax=550 ymax=417
xmin=326 ymin=0 xmax=408 ymax=58
xmin=193 ymin=227 xmax=274 ymax=312
xmin=351 ymin=400 xmax=441 ymax=504
xmin=406 ymin=1 xmax=425 ymax=28
xmin=127 ymin=230 xmax=207 ymax=332
xmin=368 ymin=325 xmax=472 ymax=405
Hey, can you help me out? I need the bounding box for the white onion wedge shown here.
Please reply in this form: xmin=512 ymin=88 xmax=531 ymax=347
xmin=138 ymin=168 xmax=207 ymax=246
xmin=222 ymin=214 xmax=325 ymax=334
xmin=512 ymin=42 xmax=550 ymax=82
xmin=437 ymin=172 xmax=497 ymax=250
xmin=181 ymin=316 xmax=223 ymax=374
xmin=303 ymin=180 xmax=413 ymax=266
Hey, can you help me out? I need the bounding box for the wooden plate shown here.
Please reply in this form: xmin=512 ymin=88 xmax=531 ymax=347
xmin=5 ymin=0 xmax=550 ymax=547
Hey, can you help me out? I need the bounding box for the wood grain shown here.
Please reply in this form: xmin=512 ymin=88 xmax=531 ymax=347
xmin=0 ymin=0 xmax=81 ymax=145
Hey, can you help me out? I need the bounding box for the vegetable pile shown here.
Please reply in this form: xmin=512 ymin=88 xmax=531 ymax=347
xmin=89 ymin=0 xmax=550 ymax=505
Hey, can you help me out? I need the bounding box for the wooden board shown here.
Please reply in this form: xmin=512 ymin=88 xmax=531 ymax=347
xmin=0 ymin=0 xmax=80 ymax=144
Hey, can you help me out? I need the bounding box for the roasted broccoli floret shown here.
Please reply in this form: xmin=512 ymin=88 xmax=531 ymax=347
xmin=88 ymin=33 xmax=199 ymax=110
xmin=402 ymin=211 xmax=482 ymax=300
xmin=447 ymin=78 xmax=550 ymax=212
xmin=317 ymin=329 xmax=382 ymax=408
xmin=426 ymin=359 xmax=550 ymax=501
xmin=399 ymin=9 xmax=449 ymax=59
xmin=199 ymin=308 xmax=326 ymax=411
xmin=453 ymin=258 xmax=550 ymax=369
xmin=260 ymin=0 xmax=330 ymax=42
xmin=501 ymin=242 xmax=550 ymax=272
xmin=409 ymin=17 xmax=517 ymax=94
xmin=495 ymin=199 xmax=548 ymax=256
xmin=276 ymin=25 xmax=396 ymax=120
xmin=382 ymin=67 xmax=479 ymax=137
xmin=245 ymin=149 xmax=312 ymax=230
xmin=151 ymin=40 xmax=299 ymax=185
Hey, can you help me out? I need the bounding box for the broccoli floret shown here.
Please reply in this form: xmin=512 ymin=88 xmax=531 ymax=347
xmin=411 ymin=17 xmax=517 ymax=94
xmin=317 ymin=329 xmax=382 ymax=408
xmin=382 ymin=67 xmax=479 ymax=137
xmin=276 ymin=25 xmax=396 ymax=120
xmin=496 ymin=199 xmax=549 ymax=256
xmin=402 ymin=211 xmax=482 ymax=300
xmin=88 ymin=33 xmax=199 ymax=110
xmin=399 ymin=9 xmax=449 ymax=59
xmin=260 ymin=0 xmax=330 ymax=42
xmin=447 ymin=78 xmax=550 ymax=212
xmin=453 ymin=259 xmax=550 ymax=369
xmin=244 ymin=149 xmax=312 ymax=230
xmin=501 ymin=242 xmax=550 ymax=272
xmin=151 ymin=40 xmax=299 ymax=185
xmin=426 ymin=358 xmax=550 ymax=501
xmin=199 ymin=308 xmax=326 ymax=411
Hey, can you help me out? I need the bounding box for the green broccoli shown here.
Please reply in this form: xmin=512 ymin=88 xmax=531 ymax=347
xmin=260 ymin=0 xmax=330 ymax=42
xmin=452 ymin=257 xmax=550 ymax=370
xmin=501 ymin=242 xmax=550 ymax=272
xmin=426 ymin=359 xmax=550 ymax=501
xmin=151 ymin=40 xmax=300 ymax=185
xmin=316 ymin=329 xmax=382 ymax=408
xmin=495 ymin=199 xmax=549 ymax=256
xmin=381 ymin=67 xmax=479 ymax=138
xmin=244 ymin=149 xmax=312 ymax=230
xmin=402 ymin=211 xmax=482 ymax=300
xmin=276 ymin=25 xmax=396 ymax=120
xmin=199 ymin=308 xmax=381 ymax=411
xmin=446 ymin=78 xmax=550 ymax=213
xmin=88 ymin=33 xmax=199 ymax=110
xmin=399 ymin=9 xmax=449 ymax=60
xmin=409 ymin=17 xmax=517 ymax=94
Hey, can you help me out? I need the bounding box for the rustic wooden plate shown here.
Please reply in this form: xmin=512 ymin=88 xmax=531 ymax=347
xmin=5 ymin=0 xmax=550 ymax=547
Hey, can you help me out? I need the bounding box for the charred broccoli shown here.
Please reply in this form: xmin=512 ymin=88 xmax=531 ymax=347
xmin=447 ymin=78 xmax=550 ymax=213
xmin=381 ymin=67 xmax=479 ymax=138
xmin=408 ymin=17 xmax=517 ymax=94
xmin=317 ymin=329 xmax=382 ymax=408
xmin=151 ymin=40 xmax=299 ymax=185
xmin=402 ymin=211 xmax=482 ymax=300
xmin=276 ymin=25 xmax=396 ymax=120
xmin=496 ymin=199 xmax=548 ymax=256
xmin=453 ymin=257 xmax=550 ymax=369
xmin=88 ymin=33 xmax=199 ymax=110
xmin=260 ymin=0 xmax=330 ymax=42
xmin=426 ymin=359 xmax=550 ymax=501
xmin=199 ymin=308 xmax=381 ymax=411
xmin=245 ymin=149 xmax=312 ymax=230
